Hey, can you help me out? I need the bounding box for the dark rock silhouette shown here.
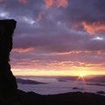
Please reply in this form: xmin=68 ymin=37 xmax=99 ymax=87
xmin=72 ymin=87 xmax=83 ymax=90
xmin=18 ymin=90 xmax=105 ymax=105
xmin=0 ymin=20 xmax=18 ymax=105
xmin=97 ymin=91 xmax=105 ymax=95
xmin=86 ymin=83 xmax=105 ymax=86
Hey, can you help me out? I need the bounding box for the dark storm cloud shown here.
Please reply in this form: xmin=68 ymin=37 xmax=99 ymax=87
xmin=13 ymin=30 xmax=105 ymax=53
xmin=11 ymin=0 xmax=105 ymax=53
xmin=62 ymin=0 xmax=105 ymax=23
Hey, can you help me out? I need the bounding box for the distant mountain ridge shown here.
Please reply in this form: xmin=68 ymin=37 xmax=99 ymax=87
xmin=16 ymin=78 xmax=46 ymax=85
xmin=57 ymin=76 xmax=105 ymax=83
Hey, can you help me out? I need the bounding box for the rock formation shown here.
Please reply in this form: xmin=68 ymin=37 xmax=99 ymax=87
xmin=0 ymin=20 xmax=18 ymax=104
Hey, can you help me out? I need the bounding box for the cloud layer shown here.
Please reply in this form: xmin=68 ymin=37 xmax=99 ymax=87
xmin=0 ymin=0 xmax=105 ymax=74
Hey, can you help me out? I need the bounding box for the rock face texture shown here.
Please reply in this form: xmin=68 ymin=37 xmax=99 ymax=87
xmin=0 ymin=20 xmax=17 ymax=100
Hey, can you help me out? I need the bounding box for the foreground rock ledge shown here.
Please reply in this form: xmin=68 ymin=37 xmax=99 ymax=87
xmin=0 ymin=20 xmax=18 ymax=104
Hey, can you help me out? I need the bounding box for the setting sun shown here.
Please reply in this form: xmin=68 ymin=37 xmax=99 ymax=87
xmin=76 ymin=70 xmax=87 ymax=77
xmin=76 ymin=71 xmax=87 ymax=82
xmin=79 ymin=73 xmax=85 ymax=77
xmin=78 ymin=71 xmax=87 ymax=77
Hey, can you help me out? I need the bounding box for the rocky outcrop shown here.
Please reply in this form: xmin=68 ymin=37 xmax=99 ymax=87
xmin=18 ymin=90 xmax=105 ymax=105
xmin=0 ymin=20 xmax=18 ymax=104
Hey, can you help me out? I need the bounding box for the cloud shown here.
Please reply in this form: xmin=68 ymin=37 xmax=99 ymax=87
xmin=36 ymin=11 xmax=45 ymax=22
xmin=13 ymin=29 xmax=105 ymax=53
xmin=56 ymin=0 xmax=68 ymax=8
xmin=53 ymin=50 xmax=105 ymax=55
xmin=10 ymin=49 xmax=105 ymax=71
xmin=44 ymin=0 xmax=54 ymax=8
xmin=12 ymin=48 xmax=34 ymax=53
xmin=1 ymin=0 xmax=105 ymax=72
xmin=18 ymin=0 xmax=27 ymax=4
xmin=44 ymin=0 xmax=68 ymax=8
xmin=0 ymin=11 xmax=9 ymax=18
xmin=82 ymin=21 xmax=105 ymax=34
xmin=36 ymin=0 xmax=68 ymax=21
xmin=0 ymin=0 xmax=3 ymax=2
xmin=0 ymin=0 xmax=27 ymax=4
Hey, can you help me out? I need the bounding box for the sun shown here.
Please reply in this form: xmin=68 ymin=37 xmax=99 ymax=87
xmin=76 ymin=71 xmax=87 ymax=82
xmin=79 ymin=72 xmax=86 ymax=77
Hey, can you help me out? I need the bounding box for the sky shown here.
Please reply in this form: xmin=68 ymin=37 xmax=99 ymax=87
xmin=0 ymin=0 xmax=105 ymax=76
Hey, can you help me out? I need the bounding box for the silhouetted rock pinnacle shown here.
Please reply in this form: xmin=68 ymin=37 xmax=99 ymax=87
xmin=0 ymin=19 xmax=18 ymax=104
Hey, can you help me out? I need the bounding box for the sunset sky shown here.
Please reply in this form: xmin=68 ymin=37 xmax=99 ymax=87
xmin=0 ymin=0 xmax=105 ymax=76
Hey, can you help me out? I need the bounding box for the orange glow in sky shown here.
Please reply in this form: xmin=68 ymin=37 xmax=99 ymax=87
xmin=82 ymin=21 xmax=105 ymax=34
xmin=18 ymin=0 xmax=27 ymax=4
xmin=12 ymin=48 xmax=34 ymax=53
xmin=44 ymin=0 xmax=68 ymax=8
xmin=12 ymin=68 xmax=105 ymax=76
xmin=44 ymin=0 xmax=54 ymax=8
xmin=11 ymin=58 xmax=105 ymax=76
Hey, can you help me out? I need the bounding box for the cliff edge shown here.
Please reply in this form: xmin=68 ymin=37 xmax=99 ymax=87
xmin=0 ymin=20 xmax=18 ymax=105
